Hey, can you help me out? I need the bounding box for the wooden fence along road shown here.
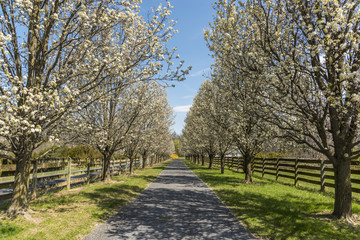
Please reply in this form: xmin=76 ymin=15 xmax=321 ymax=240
xmin=194 ymin=156 xmax=360 ymax=197
xmin=0 ymin=158 xmax=142 ymax=202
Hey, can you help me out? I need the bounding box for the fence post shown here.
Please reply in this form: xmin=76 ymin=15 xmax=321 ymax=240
xmin=294 ymin=158 xmax=299 ymax=186
xmin=32 ymin=160 xmax=38 ymax=199
xmin=276 ymin=157 xmax=280 ymax=181
xmin=320 ymin=159 xmax=325 ymax=192
xmin=110 ymin=159 xmax=113 ymax=177
xmin=262 ymin=158 xmax=265 ymax=177
xmin=67 ymin=157 xmax=71 ymax=190
xmin=236 ymin=157 xmax=240 ymax=172
xmin=115 ymin=159 xmax=121 ymax=175
xmin=251 ymin=158 xmax=255 ymax=175
xmin=0 ymin=158 xmax=3 ymax=177
xmin=87 ymin=158 xmax=91 ymax=185
xmin=120 ymin=159 xmax=124 ymax=174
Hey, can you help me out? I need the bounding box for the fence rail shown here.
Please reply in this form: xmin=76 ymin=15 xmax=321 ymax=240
xmin=200 ymin=156 xmax=360 ymax=196
xmin=0 ymin=158 xmax=143 ymax=202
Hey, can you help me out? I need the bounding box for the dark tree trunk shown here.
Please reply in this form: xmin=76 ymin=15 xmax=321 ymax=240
xmin=332 ymin=158 xmax=352 ymax=220
xmin=142 ymin=153 xmax=147 ymax=169
xmin=201 ymin=155 xmax=205 ymax=166
xmin=208 ymin=154 xmax=214 ymax=169
xmin=8 ymin=153 xmax=32 ymax=215
xmin=102 ymin=154 xmax=112 ymax=182
xmin=243 ymin=155 xmax=253 ymax=183
xmin=220 ymin=154 xmax=225 ymax=174
xmin=129 ymin=158 xmax=134 ymax=174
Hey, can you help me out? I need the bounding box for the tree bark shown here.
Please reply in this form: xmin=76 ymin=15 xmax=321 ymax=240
xmin=243 ymin=155 xmax=253 ymax=183
xmin=102 ymin=154 xmax=111 ymax=182
xmin=129 ymin=157 xmax=134 ymax=174
xmin=332 ymin=159 xmax=352 ymax=220
xmin=142 ymin=154 xmax=147 ymax=169
xmin=8 ymin=153 xmax=32 ymax=215
xmin=220 ymin=154 xmax=225 ymax=174
xmin=201 ymin=155 xmax=205 ymax=166
xmin=208 ymin=154 xmax=214 ymax=169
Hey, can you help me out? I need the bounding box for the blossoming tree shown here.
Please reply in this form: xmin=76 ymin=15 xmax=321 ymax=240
xmin=0 ymin=0 xmax=187 ymax=215
xmin=207 ymin=0 xmax=360 ymax=220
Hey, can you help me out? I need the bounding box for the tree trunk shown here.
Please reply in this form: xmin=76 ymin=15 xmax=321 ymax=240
xmin=201 ymin=155 xmax=205 ymax=166
xmin=129 ymin=158 xmax=134 ymax=174
xmin=243 ymin=155 xmax=253 ymax=183
xmin=332 ymin=159 xmax=352 ymax=220
xmin=142 ymin=154 xmax=147 ymax=169
xmin=220 ymin=155 xmax=225 ymax=174
xmin=102 ymin=154 xmax=111 ymax=182
xmin=208 ymin=154 xmax=214 ymax=169
xmin=8 ymin=153 xmax=32 ymax=215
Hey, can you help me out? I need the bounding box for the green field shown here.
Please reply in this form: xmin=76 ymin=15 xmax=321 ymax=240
xmin=185 ymin=160 xmax=360 ymax=240
xmin=0 ymin=160 xmax=170 ymax=240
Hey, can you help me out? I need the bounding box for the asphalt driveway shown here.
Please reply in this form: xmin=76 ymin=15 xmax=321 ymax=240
xmin=84 ymin=159 xmax=256 ymax=240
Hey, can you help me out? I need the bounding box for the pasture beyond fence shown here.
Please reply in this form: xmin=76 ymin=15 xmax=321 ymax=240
xmin=0 ymin=157 xmax=160 ymax=202
xmin=190 ymin=156 xmax=360 ymax=198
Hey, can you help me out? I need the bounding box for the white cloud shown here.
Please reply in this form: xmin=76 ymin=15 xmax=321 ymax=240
xmin=173 ymin=105 xmax=192 ymax=112
xmin=190 ymin=67 xmax=210 ymax=77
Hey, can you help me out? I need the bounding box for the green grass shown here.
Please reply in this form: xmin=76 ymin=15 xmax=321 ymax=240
xmin=212 ymin=159 xmax=360 ymax=200
xmin=185 ymin=160 xmax=360 ymax=240
xmin=0 ymin=160 xmax=171 ymax=240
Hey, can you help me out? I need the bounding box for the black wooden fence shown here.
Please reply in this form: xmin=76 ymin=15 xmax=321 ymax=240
xmin=190 ymin=156 xmax=360 ymax=196
xmin=0 ymin=158 xmax=144 ymax=201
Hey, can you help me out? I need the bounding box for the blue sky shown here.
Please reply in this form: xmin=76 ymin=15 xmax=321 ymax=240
xmin=141 ymin=0 xmax=215 ymax=134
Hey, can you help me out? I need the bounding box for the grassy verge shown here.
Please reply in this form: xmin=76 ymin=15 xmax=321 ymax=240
xmin=185 ymin=160 xmax=360 ymax=240
xmin=0 ymin=160 xmax=171 ymax=240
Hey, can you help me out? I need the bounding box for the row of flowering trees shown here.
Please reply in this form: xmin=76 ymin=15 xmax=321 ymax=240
xmin=0 ymin=0 xmax=186 ymax=215
xmin=181 ymin=0 xmax=360 ymax=221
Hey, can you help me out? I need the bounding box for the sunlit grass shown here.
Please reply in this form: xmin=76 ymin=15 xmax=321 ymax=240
xmin=0 ymin=160 xmax=171 ymax=240
xmin=185 ymin=160 xmax=360 ymax=240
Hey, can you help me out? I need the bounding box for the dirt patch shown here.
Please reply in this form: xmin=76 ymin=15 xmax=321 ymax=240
xmin=236 ymin=181 xmax=263 ymax=185
xmin=353 ymin=214 xmax=360 ymax=224
xmin=98 ymin=180 xmax=124 ymax=184
xmin=53 ymin=187 xmax=83 ymax=197
xmin=311 ymin=211 xmax=360 ymax=225
xmin=23 ymin=212 xmax=44 ymax=224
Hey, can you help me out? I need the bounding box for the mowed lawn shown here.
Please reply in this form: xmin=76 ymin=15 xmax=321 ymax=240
xmin=185 ymin=160 xmax=360 ymax=240
xmin=0 ymin=160 xmax=171 ymax=240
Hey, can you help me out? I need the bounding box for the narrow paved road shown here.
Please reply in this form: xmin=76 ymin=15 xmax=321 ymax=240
xmin=84 ymin=159 xmax=256 ymax=240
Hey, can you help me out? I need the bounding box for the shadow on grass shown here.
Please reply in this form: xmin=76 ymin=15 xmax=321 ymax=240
xmin=215 ymin=189 xmax=360 ymax=240
xmin=0 ymin=221 xmax=23 ymax=239
xmin=186 ymin=161 xmax=360 ymax=240
xmin=0 ymin=163 xmax=169 ymax=239
xmin=29 ymin=178 xmax=151 ymax=220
